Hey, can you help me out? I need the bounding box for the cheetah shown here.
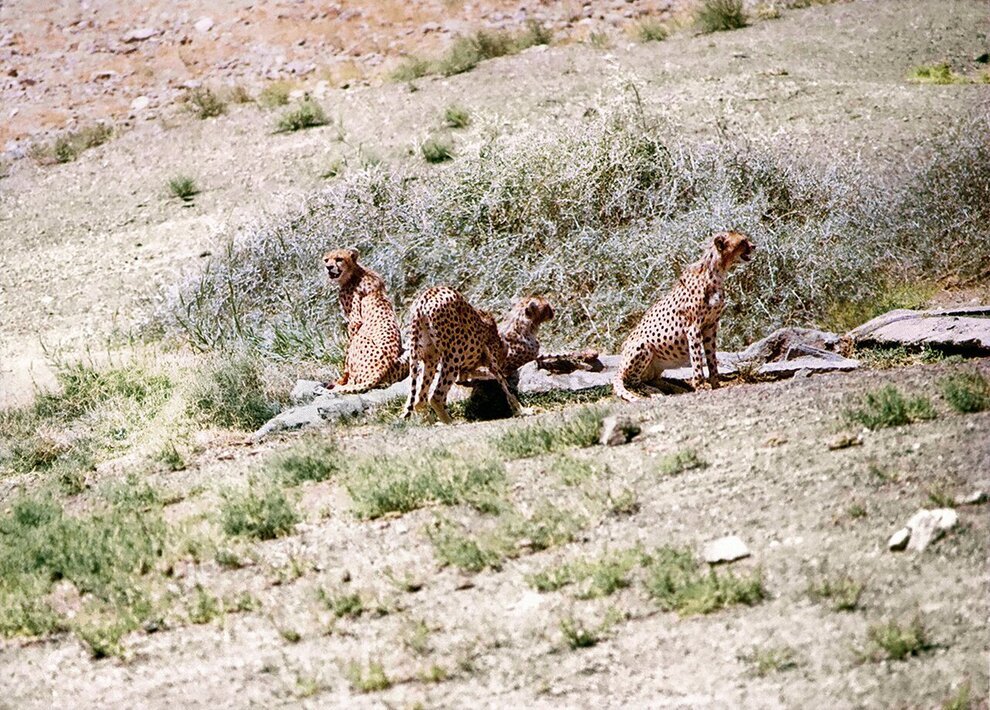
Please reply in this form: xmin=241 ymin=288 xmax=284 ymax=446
xmin=402 ymin=286 xmax=521 ymax=423
xmin=613 ymin=231 xmax=754 ymax=401
xmin=323 ymin=248 xmax=405 ymax=394
xmin=499 ymin=296 xmax=555 ymax=373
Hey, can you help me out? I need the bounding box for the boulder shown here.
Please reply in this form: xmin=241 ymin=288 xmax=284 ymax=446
xmin=738 ymin=327 xmax=844 ymax=364
xmin=848 ymin=306 xmax=990 ymax=354
xmin=888 ymin=508 xmax=959 ymax=552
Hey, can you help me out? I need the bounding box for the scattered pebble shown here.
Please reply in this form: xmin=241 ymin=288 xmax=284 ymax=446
xmin=827 ymin=432 xmax=863 ymax=450
xmin=123 ymin=27 xmax=158 ymax=42
xmin=955 ymin=490 xmax=987 ymax=506
xmin=194 ymin=17 xmax=215 ymax=33
xmin=887 ymin=527 xmax=910 ymax=551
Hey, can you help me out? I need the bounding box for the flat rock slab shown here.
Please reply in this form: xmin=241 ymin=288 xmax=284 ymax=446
xmin=848 ymin=306 xmax=990 ymax=354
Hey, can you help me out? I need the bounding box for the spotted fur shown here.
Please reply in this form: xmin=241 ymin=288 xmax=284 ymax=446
xmin=402 ymin=286 xmax=521 ymax=423
xmin=613 ymin=231 xmax=755 ymax=401
xmin=323 ymin=248 xmax=405 ymax=394
xmin=499 ymin=296 xmax=555 ymax=373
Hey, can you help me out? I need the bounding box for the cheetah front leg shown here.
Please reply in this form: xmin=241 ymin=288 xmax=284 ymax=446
xmin=702 ymin=323 xmax=720 ymax=389
xmin=686 ymin=323 xmax=709 ymax=390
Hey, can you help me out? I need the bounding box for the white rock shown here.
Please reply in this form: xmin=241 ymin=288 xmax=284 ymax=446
xmin=901 ymin=507 xmax=958 ymax=552
xmin=123 ymin=27 xmax=158 ymax=42
xmin=887 ymin=527 xmax=910 ymax=551
xmin=194 ymin=16 xmax=214 ymax=33
xmin=703 ymin=535 xmax=750 ymax=564
xmin=130 ymin=95 xmax=150 ymax=111
xmin=956 ymin=490 xmax=987 ymax=506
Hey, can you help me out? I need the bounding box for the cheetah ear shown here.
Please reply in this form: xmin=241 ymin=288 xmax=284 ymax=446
xmin=713 ymin=234 xmax=727 ymax=252
xmin=347 ymin=248 xmax=359 ymax=262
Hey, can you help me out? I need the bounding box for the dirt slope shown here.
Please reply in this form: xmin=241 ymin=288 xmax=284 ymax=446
xmin=0 ymin=362 xmax=987 ymax=708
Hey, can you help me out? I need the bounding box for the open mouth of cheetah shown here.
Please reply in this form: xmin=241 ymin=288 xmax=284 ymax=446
xmin=326 ymin=265 xmax=341 ymax=279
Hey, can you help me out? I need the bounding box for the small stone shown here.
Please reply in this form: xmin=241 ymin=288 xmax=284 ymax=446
xmin=123 ymin=27 xmax=158 ymax=42
xmin=955 ymin=490 xmax=987 ymax=506
xmin=793 ymin=368 xmax=812 ymax=379
xmin=340 ymin=570 xmax=352 ymax=583
xmin=599 ymin=414 xmax=641 ymax=446
xmin=703 ymin=535 xmax=750 ymax=564
xmin=130 ymin=95 xmax=150 ymax=111
xmin=454 ymin=576 xmax=475 ymax=590
xmin=903 ymin=508 xmax=958 ymax=552
xmin=194 ymin=16 xmax=214 ymax=33
xmin=887 ymin=527 xmax=910 ymax=551
xmin=828 ymin=432 xmax=863 ymax=450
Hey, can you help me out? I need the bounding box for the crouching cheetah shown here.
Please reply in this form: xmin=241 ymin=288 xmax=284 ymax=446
xmin=613 ymin=231 xmax=754 ymax=401
xmin=323 ymin=248 xmax=406 ymax=394
xmin=499 ymin=296 xmax=555 ymax=373
xmin=403 ymin=286 xmax=521 ymax=423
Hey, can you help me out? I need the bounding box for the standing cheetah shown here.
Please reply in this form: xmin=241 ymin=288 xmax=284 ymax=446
xmin=323 ymin=248 xmax=405 ymax=394
xmin=403 ymin=286 xmax=521 ymax=423
xmin=613 ymin=231 xmax=754 ymax=401
xmin=499 ymin=296 xmax=555 ymax=373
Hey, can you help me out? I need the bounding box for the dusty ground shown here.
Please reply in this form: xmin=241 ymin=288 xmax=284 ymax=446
xmin=0 ymin=362 xmax=987 ymax=708
xmin=1 ymin=1 xmax=989 ymax=706
xmin=2 ymin=0 xmax=988 ymax=404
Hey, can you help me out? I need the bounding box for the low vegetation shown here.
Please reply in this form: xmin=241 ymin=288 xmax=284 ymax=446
xmin=167 ymin=175 xmax=199 ymax=201
xmin=157 ymin=91 xmax=990 ymax=364
xmin=940 ymin=369 xmax=989 ymax=413
xmin=391 ymin=22 xmax=551 ymax=81
xmin=739 ymin=645 xmax=800 ymax=676
xmin=491 ymin=407 xmax=604 ymax=459
xmin=910 ymin=64 xmax=969 ymax=85
xmin=807 ymin=570 xmax=864 ymax=611
xmin=529 ymin=548 xmax=640 ymax=598
xmin=274 ymin=97 xmax=329 ymax=133
xmin=220 ymin=483 xmax=299 ymax=540
xmin=344 ymin=449 xmax=506 ymax=519
xmin=265 ymin=435 xmax=341 ymax=485
xmin=862 ymin=617 xmax=931 ymax=662
xmin=186 ymin=353 xmax=278 ymax=430
xmin=346 ymin=659 xmax=391 ymax=693
xmin=642 ymin=547 xmax=765 ymax=616
xmin=443 ymin=105 xmax=471 ymax=129
xmin=421 ymin=137 xmax=454 ymax=163
xmin=844 ymin=385 xmax=937 ymax=430
xmin=0 ymin=490 xmax=168 ymax=655
xmin=657 ymin=449 xmax=708 ymax=476
xmin=696 ymin=0 xmax=748 ymax=33
xmin=258 ymin=81 xmax=294 ymax=108
xmin=29 ymin=124 xmax=113 ymax=165
xmin=185 ymin=87 xmax=227 ymax=119
xmin=635 ymin=19 xmax=669 ymax=42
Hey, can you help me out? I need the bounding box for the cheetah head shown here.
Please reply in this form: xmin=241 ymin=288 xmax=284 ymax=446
xmin=713 ymin=231 xmax=754 ymax=269
xmin=521 ymin=296 xmax=555 ymax=328
xmin=323 ymin=248 xmax=360 ymax=282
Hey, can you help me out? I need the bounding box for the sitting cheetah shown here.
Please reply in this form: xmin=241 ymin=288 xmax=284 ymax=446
xmin=403 ymin=286 xmax=521 ymax=423
xmin=613 ymin=231 xmax=754 ymax=401
xmin=499 ymin=296 xmax=555 ymax=373
xmin=323 ymin=248 xmax=405 ymax=394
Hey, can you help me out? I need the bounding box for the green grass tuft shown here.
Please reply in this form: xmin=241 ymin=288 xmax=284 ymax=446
xmin=910 ymin=63 xmax=969 ymax=85
xmin=863 ymin=617 xmax=931 ymax=662
xmin=220 ymin=484 xmax=299 ymax=540
xmin=167 ymin=175 xmax=199 ymax=201
xmin=265 ymin=434 xmax=341 ymax=485
xmin=642 ymin=546 xmax=764 ymax=616
xmin=344 ymin=449 xmax=506 ymax=519
xmin=657 ymin=449 xmax=707 ymax=476
xmin=492 ymin=406 xmax=605 ymax=459
xmin=941 ymin=369 xmax=989 ymax=414
xmin=275 ymin=98 xmax=329 ymax=133
xmin=844 ymin=385 xmax=937 ymax=430
xmin=530 ymin=548 xmax=640 ymax=598
xmin=187 ymin=353 xmax=277 ymax=431
xmin=444 ymin=105 xmax=471 ymax=128
xmin=738 ymin=645 xmax=800 ymax=676
xmin=560 ymin=616 xmax=601 ymax=649
xmin=807 ymin=570 xmax=864 ymax=611
xmin=258 ymin=81 xmax=294 ymax=107
xmin=29 ymin=124 xmax=113 ymax=165
xmin=346 ymin=660 xmax=391 ymax=693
